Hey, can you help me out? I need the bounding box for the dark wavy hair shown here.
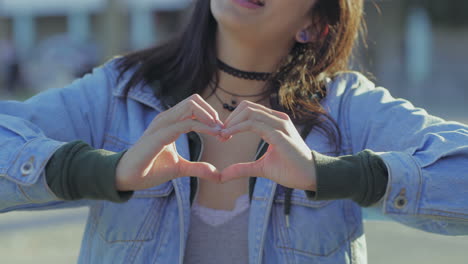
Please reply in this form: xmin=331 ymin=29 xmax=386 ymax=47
xmin=116 ymin=0 xmax=365 ymax=152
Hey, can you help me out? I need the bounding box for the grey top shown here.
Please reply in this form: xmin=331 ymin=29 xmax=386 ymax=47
xmin=184 ymin=201 xmax=249 ymax=264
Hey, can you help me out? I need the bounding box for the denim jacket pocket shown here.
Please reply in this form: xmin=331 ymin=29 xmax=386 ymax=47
xmin=272 ymin=188 xmax=359 ymax=257
xmin=93 ymin=181 xmax=174 ymax=243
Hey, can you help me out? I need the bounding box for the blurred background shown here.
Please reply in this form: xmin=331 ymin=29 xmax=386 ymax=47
xmin=0 ymin=0 xmax=467 ymax=263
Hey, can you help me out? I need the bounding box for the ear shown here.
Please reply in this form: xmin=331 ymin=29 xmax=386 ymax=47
xmin=295 ymin=19 xmax=328 ymax=44
xmin=295 ymin=26 xmax=315 ymax=44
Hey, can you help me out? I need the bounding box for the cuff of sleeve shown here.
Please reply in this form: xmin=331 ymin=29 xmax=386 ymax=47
xmin=378 ymin=151 xmax=421 ymax=215
xmin=305 ymin=151 xmax=360 ymax=201
xmin=5 ymin=138 xmax=66 ymax=203
xmin=94 ymin=149 xmax=134 ymax=203
xmin=47 ymin=141 xmax=133 ymax=203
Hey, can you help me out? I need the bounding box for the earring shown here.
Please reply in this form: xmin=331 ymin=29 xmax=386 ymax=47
xmin=321 ymin=25 xmax=329 ymax=38
xmin=300 ymin=31 xmax=309 ymax=42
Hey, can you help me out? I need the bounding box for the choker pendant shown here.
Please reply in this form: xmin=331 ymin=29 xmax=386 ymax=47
xmin=223 ymin=104 xmax=236 ymax=112
xmin=223 ymin=98 xmax=238 ymax=112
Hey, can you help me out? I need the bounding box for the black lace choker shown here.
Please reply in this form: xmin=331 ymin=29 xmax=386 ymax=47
xmin=217 ymin=59 xmax=272 ymax=81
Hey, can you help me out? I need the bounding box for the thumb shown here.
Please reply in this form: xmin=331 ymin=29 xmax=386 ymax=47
xmin=221 ymin=161 xmax=263 ymax=183
xmin=177 ymin=159 xmax=221 ymax=182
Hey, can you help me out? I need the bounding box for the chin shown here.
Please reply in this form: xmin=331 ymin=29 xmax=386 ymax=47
xmin=211 ymin=0 xmax=262 ymax=34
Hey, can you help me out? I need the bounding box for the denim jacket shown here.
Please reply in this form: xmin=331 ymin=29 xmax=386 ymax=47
xmin=1 ymin=60 xmax=468 ymax=264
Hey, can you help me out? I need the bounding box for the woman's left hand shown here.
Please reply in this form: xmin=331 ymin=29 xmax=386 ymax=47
xmin=220 ymin=101 xmax=317 ymax=191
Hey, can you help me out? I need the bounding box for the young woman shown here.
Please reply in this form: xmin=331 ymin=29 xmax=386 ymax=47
xmin=1 ymin=0 xmax=468 ymax=263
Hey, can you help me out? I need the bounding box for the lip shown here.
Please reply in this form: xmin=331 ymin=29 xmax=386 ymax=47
xmin=232 ymin=0 xmax=264 ymax=10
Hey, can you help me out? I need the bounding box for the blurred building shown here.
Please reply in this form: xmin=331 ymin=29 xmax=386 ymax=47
xmin=0 ymin=0 xmax=188 ymax=57
xmin=362 ymin=0 xmax=468 ymax=120
xmin=0 ymin=0 xmax=189 ymax=92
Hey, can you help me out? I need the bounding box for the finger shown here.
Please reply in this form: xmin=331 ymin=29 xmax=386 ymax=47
xmin=223 ymin=100 xmax=257 ymax=126
xmin=223 ymin=100 xmax=273 ymax=125
xmin=224 ymin=106 xmax=288 ymax=135
xmin=221 ymin=161 xmax=263 ymax=183
xmin=189 ymin=94 xmax=222 ymax=124
xmin=224 ymin=100 xmax=290 ymax=127
xmin=178 ymin=99 xmax=218 ymax=125
xmin=175 ymin=94 xmax=221 ymax=126
xmin=147 ymin=95 xmax=221 ymax=135
xmin=177 ymin=158 xmax=221 ymax=182
xmin=221 ymin=120 xmax=287 ymax=146
xmin=155 ymin=119 xmax=221 ymax=147
xmin=156 ymin=100 xmax=217 ymax=132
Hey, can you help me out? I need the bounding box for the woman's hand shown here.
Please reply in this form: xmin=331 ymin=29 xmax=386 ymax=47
xmin=220 ymin=101 xmax=317 ymax=191
xmin=115 ymin=94 xmax=223 ymax=191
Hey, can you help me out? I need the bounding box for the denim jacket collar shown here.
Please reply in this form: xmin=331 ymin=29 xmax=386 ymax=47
xmin=113 ymin=77 xmax=167 ymax=112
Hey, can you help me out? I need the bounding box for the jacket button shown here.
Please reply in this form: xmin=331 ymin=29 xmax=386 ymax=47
xmin=21 ymin=161 xmax=35 ymax=176
xmin=394 ymin=195 xmax=408 ymax=209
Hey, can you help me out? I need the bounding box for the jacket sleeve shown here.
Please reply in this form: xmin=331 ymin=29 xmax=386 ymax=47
xmin=335 ymin=72 xmax=468 ymax=235
xmin=0 ymin=62 xmax=116 ymax=213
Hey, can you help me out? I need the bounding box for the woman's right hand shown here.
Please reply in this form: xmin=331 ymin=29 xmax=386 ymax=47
xmin=115 ymin=94 xmax=223 ymax=191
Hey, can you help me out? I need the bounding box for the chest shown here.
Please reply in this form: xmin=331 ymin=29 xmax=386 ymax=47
xmin=198 ymin=97 xmax=267 ymax=169
xmin=198 ymin=132 xmax=263 ymax=170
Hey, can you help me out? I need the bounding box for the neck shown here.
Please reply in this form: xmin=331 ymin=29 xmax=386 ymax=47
xmin=215 ymin=27 xmax=293 ymax=96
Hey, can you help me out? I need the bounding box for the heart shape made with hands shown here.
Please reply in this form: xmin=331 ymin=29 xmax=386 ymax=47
xmin=116 ymin=98 xmax=317 ymax=193
xmin=180 ymin=101 xmax=317 ymax=192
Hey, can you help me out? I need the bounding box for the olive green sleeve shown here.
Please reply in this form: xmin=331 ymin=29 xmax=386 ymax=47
xmin=305 ymin=150 xmax=389 ymax=207
xmin=45 ymin=141 xmax=134 ymax=203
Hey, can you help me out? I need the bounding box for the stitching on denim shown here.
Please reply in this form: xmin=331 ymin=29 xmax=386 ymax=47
xmin=128 ymin=93 xmax=160 ymax=111
xmin=418 ymin=209 xmax=468 ymax=219
xmin=17 ymin=184 xmax=34 ymax=203
xmin=274 ymin=198 xmax=332 ymax=208
xmin=408 ymin=153 xmax=423 ymax=214
xmin=102 ymin=92 xmax=118 ymax=150
xmin=94 ymin=201 xmax=150 ymax=243
xmin=171 ymin=178 xmax=188 ymax=263
xmin=98 ymin=63 xmax=120 ymax=150
xmin=132 ymin=190 xmax=173 ymax=198
xmin=275 ymin=202 xmax=359 ymax=258
xmin=341 ymin=75 xmax=361 ymax=154
xmin=274 ymin=189 xmax=333 ymax=207
xmin=342 ymin=200 xmax=354 ymax=263
xmin=256 ymin=182 xmax=277 ymax=264
xmin=89 ymin=202 xmax=102 ymax=224
xmin=40 ymin=171 xmax=63 ymax=201
xmin=97 ymin=201 xmax=155 ymax=244
xmin=278 ymin=222 xmax=358 ymax=258
xmin=7 ymin=137 xmax=38 ymax=180
xmin=104 ymin=134 xmax=132 ymax=146
xmin=85 ymin=204 xmax=99 ymax=263
xmin=126 ymin=198 xmax=163 ymax=263
xmin=382 ymin=153 xmax=395 ymax=213
xmin=151 ymin=196 xmax=172 ymax=262
xmin=383 ymin=152 xmax=422 ymax=215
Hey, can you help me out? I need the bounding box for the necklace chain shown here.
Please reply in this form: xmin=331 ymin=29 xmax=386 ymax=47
xmin=215 ymin=83 xmax=269 ymax=98
xmin=210 ymin=84 xmax=268 ymax=112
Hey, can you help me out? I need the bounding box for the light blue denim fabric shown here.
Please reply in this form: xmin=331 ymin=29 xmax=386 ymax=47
xmin=1 ymin=60 xmax=468 ymax=264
